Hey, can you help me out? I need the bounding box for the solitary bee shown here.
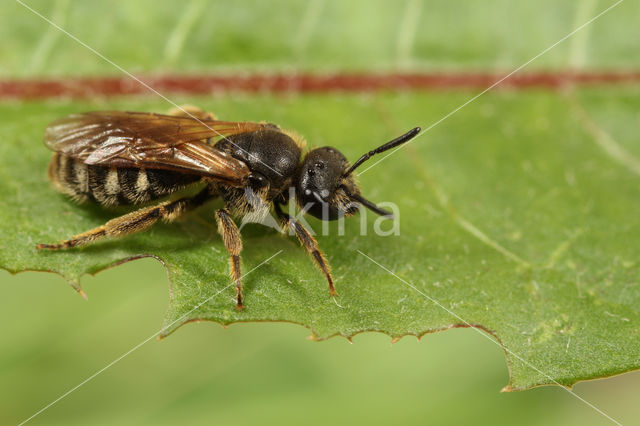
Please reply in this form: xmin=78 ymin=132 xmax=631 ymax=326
xmin=37 ymin=106 xmax=420 ymax=309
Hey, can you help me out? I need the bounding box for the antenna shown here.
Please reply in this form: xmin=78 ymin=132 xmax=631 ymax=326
xmin=349 ymin=192 xmax=394 ymax=218
xmin=342 ymin=127 xmax=421 ymax=178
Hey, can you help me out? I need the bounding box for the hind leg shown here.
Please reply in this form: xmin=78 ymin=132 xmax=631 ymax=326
xmin=167 ymin=105 xmax=217 ymax=120
xmin=37 ymin=188 xmax=215 ymax=250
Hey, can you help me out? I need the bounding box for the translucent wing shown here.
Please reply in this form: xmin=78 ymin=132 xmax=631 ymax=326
xmin=44 ymin=111 xmax=267 ymax=186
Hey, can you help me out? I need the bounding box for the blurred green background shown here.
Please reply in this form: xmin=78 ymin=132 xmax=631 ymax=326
xmin=2 ymin=0 xmax=639 ymax=424
xmin=3 ymin=263 xmax=640 ymax=425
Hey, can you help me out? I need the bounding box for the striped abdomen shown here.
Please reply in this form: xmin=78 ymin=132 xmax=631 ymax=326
xmin=48 ymin=153 xmax=201 ymax=206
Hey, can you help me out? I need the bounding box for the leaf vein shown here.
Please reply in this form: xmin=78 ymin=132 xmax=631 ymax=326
xmin=567 ymin=93 xmax=640 ymax=177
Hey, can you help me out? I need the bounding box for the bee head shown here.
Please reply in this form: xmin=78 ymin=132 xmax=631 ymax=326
xmin=296 ymin=127 xmax=421 ymax=221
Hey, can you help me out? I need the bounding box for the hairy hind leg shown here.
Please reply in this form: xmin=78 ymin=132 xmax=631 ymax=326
xmin=167 ymin=105 xmax=217 ymax=120
xmin=37 ymin=188 xmax=215 ymax=250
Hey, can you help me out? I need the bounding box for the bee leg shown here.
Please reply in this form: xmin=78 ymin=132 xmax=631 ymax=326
xmin=215 ymin=208 xmax=244 ymax=310
xmin=274 ymin=204 xmax=336 ymax=296
xmin=36 ymin=188 xmax=215 ymax=250
xmin=167 ymin=105 xmax=217 ymax=120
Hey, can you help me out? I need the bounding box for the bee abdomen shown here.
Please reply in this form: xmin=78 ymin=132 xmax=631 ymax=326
xmin=47 ymin=153 xmax=200 ymax=206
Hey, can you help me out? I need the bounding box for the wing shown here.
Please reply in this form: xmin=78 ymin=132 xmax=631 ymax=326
xmin=44 ymin=111 xmax=268 ymax=186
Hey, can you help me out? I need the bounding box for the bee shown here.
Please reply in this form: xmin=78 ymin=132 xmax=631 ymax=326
xmin=37 ymin=105 xmax=420 ymax=309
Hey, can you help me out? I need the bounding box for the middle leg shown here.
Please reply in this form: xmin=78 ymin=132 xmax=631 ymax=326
xmin=215 ymin=208 xmax=245 ymax=309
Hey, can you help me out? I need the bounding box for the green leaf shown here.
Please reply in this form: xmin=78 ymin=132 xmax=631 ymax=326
xmin=3 ymin=0 xmax=640 ymax=395
xmin=1 ymin=87 xmax=639 ymax=391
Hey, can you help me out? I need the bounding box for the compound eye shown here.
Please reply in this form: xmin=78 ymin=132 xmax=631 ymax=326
xmin=248 ymin=173 xmax=268 ymax=189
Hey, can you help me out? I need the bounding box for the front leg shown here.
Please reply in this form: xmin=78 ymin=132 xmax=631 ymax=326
xmin=215 ymin=208 xmax=244 ymax=309
xmin=274 ymin=203 xmax=336 ymax=296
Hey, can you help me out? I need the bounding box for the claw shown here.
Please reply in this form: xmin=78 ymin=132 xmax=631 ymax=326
xmin=36 ymin=243 xmax=57 ymax=250
xmin=235 ymin=294 xmax=244 ymax=311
